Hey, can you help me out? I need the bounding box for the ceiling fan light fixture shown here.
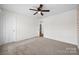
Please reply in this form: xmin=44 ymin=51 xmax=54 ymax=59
xmin=38 ymin=11 xmax=41 ymax=14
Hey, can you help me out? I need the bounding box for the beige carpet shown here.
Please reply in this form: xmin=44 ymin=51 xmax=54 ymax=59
xmin=0 ymin=37 xmax=78 ymax=55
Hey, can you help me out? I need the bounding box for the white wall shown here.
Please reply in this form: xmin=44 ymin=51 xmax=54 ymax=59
xmin=42 ymin=9 xmax=77 ymax=45
xmin=0 ymin=9 xmax=39 ymax=45
xmin=16 ymin=14 xmax=39 ymax=41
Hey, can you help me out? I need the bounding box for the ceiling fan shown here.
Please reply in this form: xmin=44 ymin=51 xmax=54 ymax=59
xmin=29 ymin=4 xmax=50 ymax=16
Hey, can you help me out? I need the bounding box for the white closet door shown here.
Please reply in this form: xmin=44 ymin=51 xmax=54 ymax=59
xmin=0 ymin=12 xmax=16 ymax=45
xmin=5 ymin=13 xmax=16 ymax=43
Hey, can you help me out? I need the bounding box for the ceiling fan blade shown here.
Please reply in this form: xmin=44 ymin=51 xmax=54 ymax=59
xmin=41 ymin=12 xmax=43 ymax=16
xmin=29 ymin=9 xmax=37 ymax=11
xmin=41 ymin=10 xmax=50 ymax=12
xmin=33 ymin=12 xmax=38 ymax=15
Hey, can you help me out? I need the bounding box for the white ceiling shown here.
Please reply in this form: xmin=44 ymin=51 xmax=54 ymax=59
xmin=0 ymin=4 xmax=78 ymax=19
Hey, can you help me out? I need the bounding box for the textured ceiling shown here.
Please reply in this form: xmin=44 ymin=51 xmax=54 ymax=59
xmin=0 ymin=4 xmax=77 ymax=19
